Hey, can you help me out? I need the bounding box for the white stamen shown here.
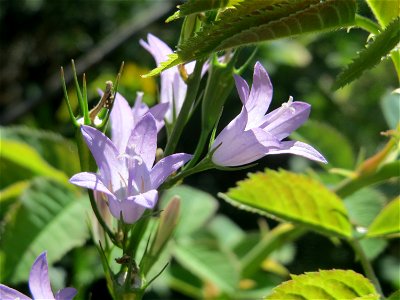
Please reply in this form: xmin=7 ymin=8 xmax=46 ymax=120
xmin=118 ymin=152 xmax=143 ymax=165
xmin=267 ymin=96 xmax=296 ymax=123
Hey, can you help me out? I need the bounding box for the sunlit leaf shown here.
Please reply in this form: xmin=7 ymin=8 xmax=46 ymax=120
xmin=266 ymin=269 xmax=379 ymax=299
xmin=146 ymin=0 xmax=356 ymax=76
xmin=0 ymin=178 xmax=90 ymax=283
xmin=367 ymin=197 xmax=400 ymax=238
xmin=366 ymin=0 xmax=400 ymax=27
xmin=333 ymin=17 xmax=400 ymax=90
xmin=166 ymin=0 xmax=242 ymax=22
xmin=1 ymin=126 xmax=80 ymax=177
xmin=221 ymin=169 xmax=352 ymax=238
xmin=0 ymin=139 xmax=70 ymax=188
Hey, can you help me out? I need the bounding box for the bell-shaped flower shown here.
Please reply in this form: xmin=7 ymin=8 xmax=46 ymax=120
xmin=69 ymin=113 xmax=192 ymax=224
xmin=140 ymin=34 xmax=199 ymax=124
xmin=211 ymin=61 xmax=327 ymax=167
xmin=0 ymin=252 xmax=77 ymax=300
xmin=109 ymin=90 xmax=168 ymax=153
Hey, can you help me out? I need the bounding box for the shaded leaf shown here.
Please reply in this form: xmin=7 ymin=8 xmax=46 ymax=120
xmin=380 ymin=89 xmax=400 ymax=129
xmin=207 ymin=214 xmax=245 ymax=249
xmin=146 ymin=0 xmax=356 ymax=76
xmin=173 ymin=236 xmax=240 ymax=294
xmin=292 ymin=120 xmax=355 ymax=169
xmin=367 ymin=197 xmax=400 ymax=238
xmin=159 ymin=185 xmax=219 ymax=237
xmin=221 ymin=169 xmax=352 ymax=238
xmin=266 ymin=269 xmax=379 ymax=299
xmin=0 ymin=178 xmax=90 ymax=283
xmin=333 ymin=17 xmax=400 ymax=90
xmin=344 ymin=187 xmax=386 ymax=227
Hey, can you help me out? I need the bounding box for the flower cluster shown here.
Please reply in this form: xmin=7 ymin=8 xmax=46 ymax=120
xmin=0 ymin=252 xmax=77 ymax=300
xmin=70 ymin=35 xmax=325 ymax=226
xmin=70 ymin=112 xmax=191 ymax=224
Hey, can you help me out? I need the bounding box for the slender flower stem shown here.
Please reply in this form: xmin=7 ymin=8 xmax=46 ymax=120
xmin=184 ymin=129 xmax=209 ymax=169
xmin=163 ymin=59 xmax=205 ymax=156
xmin=160 ymin=157 xmax=214 ymax=190
xmin=88 ymin=189 xmax=116 ymax=245
xmin=348 ymin=239 xmax=384 ymax=298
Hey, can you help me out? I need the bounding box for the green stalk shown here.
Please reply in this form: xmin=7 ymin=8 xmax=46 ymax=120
xmin=348 ymin=239 xmax=384 ymax=298
xmin=163 ymin=59 xmax=205 ymax=156
xmin=355 ymin=14 xmax=380 ymax=35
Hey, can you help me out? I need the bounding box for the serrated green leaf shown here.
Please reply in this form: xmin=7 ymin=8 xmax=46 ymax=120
xmin=147 ymin=0 xmax=356 ymax=76
xmin=366 ymin=0 xmax=400 ymax=27
xmin=0 ymin=126 xmax=80 ymax=177
xmin=1 ymin=139 xmax=70 ymax=187
xmin=166 ymin=0 xmax=242 ymax=22
xmin=367 ymin=197 xmax=400 ymax=238
xmin=334 ymin=17 xmax=400 ymax=90
xmin=173 ymin=237 xmax=240 ymax=294
xmin=221 ymin=169 xmax=352 ymax=238
xmin=0 ymin=178 xmax=90 ymax=283
xmin=159 ymin=185 xmax=219 ymax=237
xmin=266 ymin=269 xmax=379 ymax=299
xmin=292 ymin=120 xmax=355 ymax=169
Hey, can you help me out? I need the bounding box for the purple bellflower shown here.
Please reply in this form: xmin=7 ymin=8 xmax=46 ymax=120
xmin=109 ymin=90 xmax=168 ymax=152
xmin=140 ymin=34 xmax=198 ymax=124
xmin=0 ymin=252 xmax=77 ymax=300
xmin=69 ymin=113 xmax=192 ymax=224
xmin=211 ymin=62 xmax=327 ymax=167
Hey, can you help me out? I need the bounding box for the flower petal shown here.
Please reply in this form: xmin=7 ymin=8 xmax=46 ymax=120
xmin=132 ymin=92 xmax=149 ymax=122
xmin=29 ymin=252 xmax=55 ymax=300
xmin=139 ymin=33 xmax=173 ymax=66
xmin=55 ymin=288 xmax=77 ymax=300
xmin=211 ymin=107 xmax=248 ymax=153
xmin=80 ymin=125 xmax=127 ymax=192
xmin=130 ymin=189 xmax=158 ymax=209
xmin=108 ymin=190 xmax=158 ymax=224
xmin=262 ymin=101 xmax=310 ymax=140
xmin=69 ymin=172 xmax=116 ymax=199
xmin=268 ymin=140 xmax=327 ymax=163
xmin=0 ymin=284 xmax=31 ymax=300
xmin=149 ymin=102 xmax=168 ymax=132
xmin=140 ymin=34 xmax=178 ymax=123
xmin=151 ymin=153 xmax=193 ymax=189
xmin=234 ymin=74 xmax=249 ymax=105
xmin=126 ymin=113 xmax=157 ymax=170
xmin=109 ymin=197 xmax=145 ymax=224
xmin=110 ymin=92 xmax=134 ymax=153
xmin=245 ymin=61 xmax=273 ymax=126
xmin=212 ymin=127 xmax=280 ymax=167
